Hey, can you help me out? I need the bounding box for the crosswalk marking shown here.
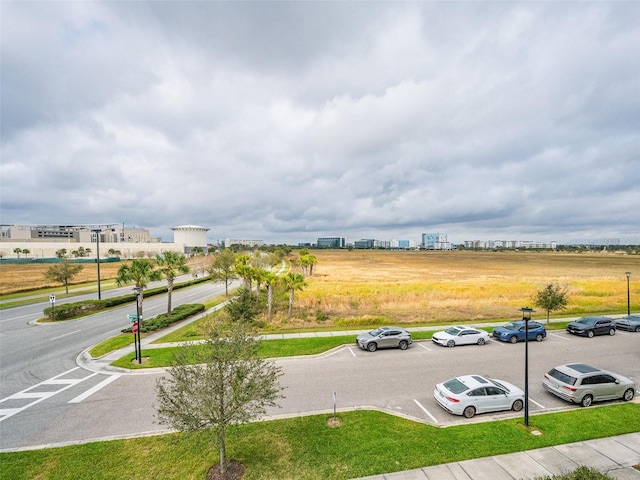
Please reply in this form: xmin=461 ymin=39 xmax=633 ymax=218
xmin=0 ymin=367 xmax=109 ymax=422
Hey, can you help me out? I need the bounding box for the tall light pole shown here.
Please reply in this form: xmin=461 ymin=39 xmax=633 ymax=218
xmin=92 ymin=228 xmax=102 ymax=300
xmin=133 ymin=286 xmax=143 ymax=364
xmin=520 ymin=306 xmax=535 ymax=427
xmin=626 ymin=272 xmax=631 ymax=316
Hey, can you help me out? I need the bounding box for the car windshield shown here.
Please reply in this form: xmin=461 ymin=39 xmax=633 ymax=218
xmin=444 ymin=327 xmax=462 ymax=335
xmin=368 ymin=328 xmax=384 ymax=336
xmin=502 ymin=323 xmax=517 ymax=330
xmin=576 ymin=317 xmax=596 ymax=325
xmin=443 ymin=378 xmax=469 ymax=394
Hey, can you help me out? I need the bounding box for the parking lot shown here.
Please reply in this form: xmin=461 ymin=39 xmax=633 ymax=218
xmin=272 ymin=327 xmax=640 ymax=425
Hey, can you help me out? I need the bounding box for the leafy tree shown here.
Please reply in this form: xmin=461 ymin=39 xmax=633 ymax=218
xmin=282 ymin=272 xmax=307 ymax=318
xmin=55 ymin=249 xmax=68 ymax=258
xmin=116 ymin=259 xmax=162 ymax=319
xmin=533 ymin=283 xmax=569 ymax=324
xmin=225 ymin=287 xmax=260 ymax=323
xmin=13 ymin=248 xmax=22 ymax=258
xmin=44 ymin=259 xmax=84 ymax=293
xmin=155 ymin=318 xmax=283 ymax=476
xmin=208 ymin=249 xmax=237 ymax=295
xmin=155 ymin=251 xmax=190 ymax=318
xmin=21 ymin=248 xmax=30 ymax=258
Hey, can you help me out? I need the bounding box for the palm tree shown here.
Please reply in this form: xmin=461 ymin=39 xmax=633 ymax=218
xmin=263 ymin=272 xmax=278 ymax=322
xmin=116 ymin=259 xmax=162 ymax=320
xmin=253 ymin=268 xmax=270 ymax=296
xmin=155 ymin=251 xmax=190 ymax=318
xmin=282 ymin=272 xmax=307 ymax=318
xmin=234 ymin=254 xmax=254 ymax=291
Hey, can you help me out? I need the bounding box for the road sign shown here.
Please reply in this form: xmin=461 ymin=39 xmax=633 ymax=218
xmin=127 ymin=314 xmax=142 ymax=322
xmin=132 ymin=322 xmax=139 ymax=333
xmin=49 ymin=295 xmax=56 ymax=303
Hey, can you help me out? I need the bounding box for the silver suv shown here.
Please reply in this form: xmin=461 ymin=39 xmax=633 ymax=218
xmin=356 ymin=326 xmax=412 ymax=352
xmin=542 ymin=363 xmax=636 ymax=407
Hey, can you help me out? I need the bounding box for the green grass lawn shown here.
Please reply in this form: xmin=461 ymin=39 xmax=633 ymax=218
xmin=2 ymin=404 xmax=638 ymax=480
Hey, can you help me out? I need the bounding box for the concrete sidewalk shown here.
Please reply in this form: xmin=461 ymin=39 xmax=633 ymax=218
xmin=350 ymin=433 xmax=640 ymax=480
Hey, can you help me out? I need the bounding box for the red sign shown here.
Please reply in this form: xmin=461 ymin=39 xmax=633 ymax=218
xmin=132 ymin=322 xmax=139 ymax=333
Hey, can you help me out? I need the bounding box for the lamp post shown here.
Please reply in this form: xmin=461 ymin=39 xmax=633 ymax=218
xmin=133 ymin=286 xmax=143 ymax=364
xmin=92 ymin=228 xmax=102 ymax=300
xmin=626 ymin=272 xmax=631 ymax=316
xmin=520 ymin=306 xmax=535 ymax=427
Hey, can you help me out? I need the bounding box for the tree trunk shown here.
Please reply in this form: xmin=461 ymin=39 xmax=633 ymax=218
xmin=288 ymin=290 xmax=294 ymax=318
xmin=218 ymin=428 xmax=227 ymax=473
xmin=167 ymin=276 xmax=174 ymax=317
xmin=267 ymin=285 xmax=273 ymax=322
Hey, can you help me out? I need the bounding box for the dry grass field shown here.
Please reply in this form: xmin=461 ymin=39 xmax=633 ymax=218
xmin=1 ymin=251 xmax=638 ymax=328
xmin=287 ymin=250 xmax=640 ymax=327
xmin=0 ymin=262 xmax=123 ymax=295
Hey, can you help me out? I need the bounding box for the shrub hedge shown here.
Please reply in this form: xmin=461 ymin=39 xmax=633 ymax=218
xmin=42 ymin=276 xmax=210 ymax=321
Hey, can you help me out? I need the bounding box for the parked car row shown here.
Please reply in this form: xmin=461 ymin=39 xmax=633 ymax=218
xmin=355 ymin=314 xmax=639 ymax=353
xmin=354 ymin=317 xmax=638 ymax=420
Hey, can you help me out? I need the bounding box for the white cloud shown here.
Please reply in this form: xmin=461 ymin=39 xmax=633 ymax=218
xmin=1 ymin=1 xmax=639 ymax=245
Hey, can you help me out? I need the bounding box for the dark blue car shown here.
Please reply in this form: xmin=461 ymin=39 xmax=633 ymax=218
xmin=492 ymin=320 xmax=547 ymax=343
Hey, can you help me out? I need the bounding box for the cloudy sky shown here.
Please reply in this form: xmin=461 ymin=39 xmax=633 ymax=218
xmin=2 ymin=1 xmax=639 ymax=245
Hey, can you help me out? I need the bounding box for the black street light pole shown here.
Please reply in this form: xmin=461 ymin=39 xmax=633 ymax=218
xmin=626 ymin=272 xmax=631 ymax=316
xmin=92 ymin=228 xmax=102 ymax=300
xmin=520 ymin=306 xmax=535 ymax=427
xmin=133 ymin=286 xmax=142 ymax=364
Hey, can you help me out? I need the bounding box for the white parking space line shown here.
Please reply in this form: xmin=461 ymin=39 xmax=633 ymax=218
xmin=0 ymin=367 xmax=98 ymax=422
xmin=69 ymin=374 xmax=120 ymax=403
xmin=528 ymin=397 xmax=546 ymax=409
xmin=549 ymin=332 xmax=570 ymax=341
xmin=417 ymin=343 xmax=432 ymax=352
xmin=348 ymin=347 xmax=357 ymax=357
xmin=413 ymin=399 xmax=438 ymax=423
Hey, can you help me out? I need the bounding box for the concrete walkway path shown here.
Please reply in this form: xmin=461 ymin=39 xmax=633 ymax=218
xmin=349 ymin=432 xmax=640 ymax=480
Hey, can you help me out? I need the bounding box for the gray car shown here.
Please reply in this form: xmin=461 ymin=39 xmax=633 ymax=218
xmin=356 ymin=326 xmax=412 ymax=352
xmin=615 ymin=315 xmax=640 ymax=332
xmin=542 ymin=363 xmax=636 ymax=407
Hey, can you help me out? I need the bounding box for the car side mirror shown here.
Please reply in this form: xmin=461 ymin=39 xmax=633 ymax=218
xmin=615 ymin=379 xmax=620 ymax=384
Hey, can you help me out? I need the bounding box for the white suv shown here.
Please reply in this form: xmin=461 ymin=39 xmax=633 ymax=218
xmin=542 ymin=363 xmax=636 ymax=407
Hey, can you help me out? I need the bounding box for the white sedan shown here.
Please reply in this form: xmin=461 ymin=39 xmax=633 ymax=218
xmin=434 ymin=375 xmax=525 ymax=418
xmin=432 ymin=326 xmax=490 ymax=347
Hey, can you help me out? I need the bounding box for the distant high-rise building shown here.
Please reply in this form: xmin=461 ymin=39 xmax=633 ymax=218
xmin=317 ymin=237 xmax=345 ymax=248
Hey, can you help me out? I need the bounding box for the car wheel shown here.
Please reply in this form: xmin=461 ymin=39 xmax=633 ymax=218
xmin=635 ymin=326 xmax=640 ymax=333
xmin=609 ymin=328 xmax=615 ymax=336
xmin=399 ymin=340 xmax=408 ymax=350
xmin=512 ymin=399 xmax=524 ymax=412
xmin=509 ymin=336 xmax=518 ymax=344
xmin=623 ymin=388 xmax=635 ymax=402
xmin=463 ymin=406 xmax=476 ymax=418
xmin=367 ymin=342 xmax=377 ymax=352
xmin=447 ymin=340 xmax=455 ymax=348
xmin=477 ymin=338 xmax=486 ymax=346
xmin=580 ymin=394 xmax=593 ymax=407
xmin=587 ymin=330 xmax=595 ymax=338
xmin=535 ymin=333 xmax=544 ymax=342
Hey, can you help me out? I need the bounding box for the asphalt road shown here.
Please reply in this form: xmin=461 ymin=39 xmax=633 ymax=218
xmin=0 ymin=277 xmax=234 ymax=446
xmin=1 ymin=324 xmax=638 ymax=451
